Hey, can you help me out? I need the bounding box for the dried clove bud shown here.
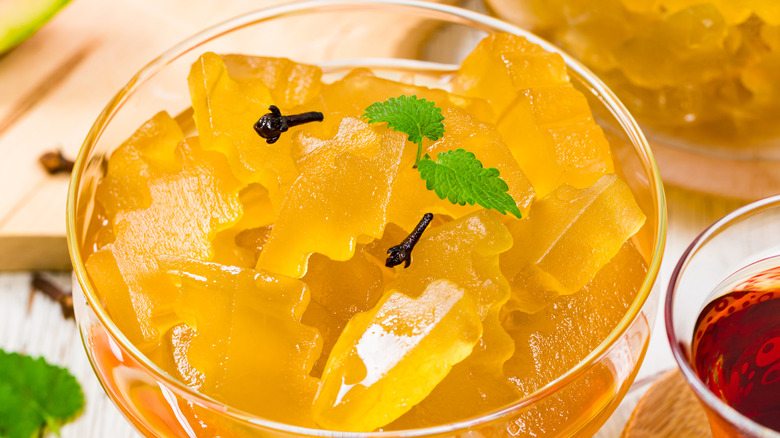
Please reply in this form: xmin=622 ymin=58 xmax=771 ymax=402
xmin=31 ymin=273 xmax=74 ymax=319
xmin=254 ymin=105 xmax=324 ymax=144
xmin=386 ymin=213 xmax=434 ymax=268
xmin=39 ymin=150 xmax=75 ymax=175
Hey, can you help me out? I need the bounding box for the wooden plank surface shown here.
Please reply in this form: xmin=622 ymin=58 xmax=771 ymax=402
xmin=0 ymin=272 xmax=138 ymax=438
xmin=0 ymin=0 xmax=268 ymax=271
xmin=0 ymin=0 xmax=456 ymax=271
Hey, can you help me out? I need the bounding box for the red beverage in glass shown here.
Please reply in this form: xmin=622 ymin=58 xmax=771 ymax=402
xmin=692 ymin=262 xmax=780 ymax=432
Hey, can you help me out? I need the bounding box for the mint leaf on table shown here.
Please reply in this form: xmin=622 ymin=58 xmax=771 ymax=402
xmin=362 ymin=95 xmax=444 ymax=167
xmin=418 ymin=149 xmax=522 ymax=218
xmin=0 ymin=349 xmax=84 ymax=438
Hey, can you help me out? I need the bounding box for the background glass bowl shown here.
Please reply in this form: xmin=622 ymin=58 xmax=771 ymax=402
xmin=485 ymin=0 xmax=780 ymax=200
xmin=666 ymin=195 xmax=780 ymax=438
xmin=67 ymin=1 xmax=667 ymax=436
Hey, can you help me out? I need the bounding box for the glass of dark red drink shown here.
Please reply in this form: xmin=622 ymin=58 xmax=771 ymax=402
xmin=666 ymin=195 xmax=780 ymax=438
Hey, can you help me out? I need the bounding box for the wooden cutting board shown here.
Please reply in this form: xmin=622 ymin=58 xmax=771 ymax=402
xmin=0 ymin=0 xmax=458 ymax=271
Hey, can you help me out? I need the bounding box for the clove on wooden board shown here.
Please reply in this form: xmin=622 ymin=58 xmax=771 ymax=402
xmin=38 ymin=150 xmax=75 ymax=175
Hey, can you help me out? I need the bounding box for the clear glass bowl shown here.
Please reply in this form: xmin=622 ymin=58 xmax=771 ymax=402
xmin=485 ymin=0 xmax=780 ymax=200
xmin=666 ymin=195 xmax=780 ymax=437
xmin=66 ymin=1 xmax=667 ymax=436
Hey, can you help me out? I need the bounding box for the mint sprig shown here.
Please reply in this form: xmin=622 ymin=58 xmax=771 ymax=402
xmin=362 ymin=95 xmax=444 ymax=167
xmin=419 ymin=149 xmax=522 ymax=218
xmin=363 ymin=95 xmax=521 ymax=218
xmin=0 ymin=349 xmax=84 ymax=438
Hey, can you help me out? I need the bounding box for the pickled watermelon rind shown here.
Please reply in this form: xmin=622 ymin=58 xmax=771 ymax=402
xmin=66 ymin=1 xmax=666 ymax=436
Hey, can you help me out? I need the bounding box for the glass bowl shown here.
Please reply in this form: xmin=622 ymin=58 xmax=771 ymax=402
xmin=66 ymin=1 xmax=667 ymax=436
xmin=485 ymin=0 xmax=780 ymax=200
xmin=666 ymin=195 xmax=780 ymax=437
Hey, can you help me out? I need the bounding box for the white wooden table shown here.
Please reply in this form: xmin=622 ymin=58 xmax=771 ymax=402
xmin=0 ymin=184 xmax=748 ymax=437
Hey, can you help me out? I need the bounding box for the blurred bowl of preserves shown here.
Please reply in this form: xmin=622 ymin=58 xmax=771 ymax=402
xmin=486 ymin=0 xmax=780 ymax=199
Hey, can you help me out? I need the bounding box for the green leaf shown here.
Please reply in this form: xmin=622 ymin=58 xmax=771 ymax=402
xmin=0 ymin=0 xmax=72 ymax=54
xmin=0 ymin=349 xmax=84 ymax=438
xmin=362 ymin=95 xmax=445 ymax=146
xmin=418 ymin=149 xmax=522 ymax=218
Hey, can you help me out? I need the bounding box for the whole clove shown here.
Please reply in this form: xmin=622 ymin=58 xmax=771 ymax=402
xmin=385 ymin=213 xmax=434 ymax=268
xmin=254 ymin=105 xmax=324 ymax=144
xmin=31 ymin=273 xmax=74 ymax=319
xmin=39 ymin=150 xmax=75 ymax=175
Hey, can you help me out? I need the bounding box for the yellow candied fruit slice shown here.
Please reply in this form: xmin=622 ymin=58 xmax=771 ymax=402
xmin=428 ymin=107 xmax=534 ymax=216
xmin=95 ymin=111 xmax=182 ymax=220
xmin=156 ymin=324 xmax=205 ymax=390
xmin=618 ymin=0 xmax=655 ymax=13
xmin=663 ymin=4 xmax=729 ymax=52
xmin=83 ymin=203 xmax=115 ymax=255
xmin=386 ymin=107 xmax=534 ymax=232
xmin=546 ymin=121 xmax=615 ymax=188
xmin=303 ymin=249 xmax=387 ymax=322
xmin=210 ymin=228 xmax=256 ymax=269
xmin=84 ymin=248 xmax=170 ymax=347
xmin=388 ymin=210 xmax=518 ymax=428
xmin=308 ymin=68 xmax=496 ymax=136
xmin=188 ymin=52 xmax=298 ymax=209
xmin=497 ymin=95 xmax=561 ymax=198
xmin=761 ymin=23 xmax=780 ymax=51
xmin=454 ymin=32 xmax=613 ymax=193
xmin=502 ymin=241 xmax=647 ymax=396
xmin=525 ymin=85 xmax=614 ymax=189
xmin=756 ymin=3 xmax=780 ymax=26
xmin=221 ymin=54 xmax=323 ymax=108
xmin=500 ymin=174 xmax=645 ymax=314
xmin=520 ymin=85 xmax=593 ymax=127
xmin=740 ymin=38 xmax=780 ymax=108
xmin=257 ymin=117 xmax=405 ymax=278
xmin=210 ymin=183 xmax=276 ymax=268
xmin=158 ymin=256 xmax=321 ymax=427
xmin=112 ymin=138 xmax=243 ymax=260
xmin=454 ymin=33 xmax=569 ymax=116
xmin=235 ymin=226 xmax=272 ymax=259
xmin=658 ymin=0 xmax=766 ymax=26
xmin=517 ymin=85 xmax=615 ymax=191
xmin=391 ymin=358 xmax=521 ymax=429
xmin=611 ymin=7 xmax=731 ymax=90
xmin=312 ymin=279 xmax=483 ymax=432
xmin=383 ymin=145 xmax=450 ymax=232
xmin=300 ymin=247 xmax=389 ymax=376
xmin=85 ymin=137 xmax=243 ymax=345
xmin=390 ymin=210 xmax=512 ymax=316
xmin=301 ymin=300 xmax=344 ymax=379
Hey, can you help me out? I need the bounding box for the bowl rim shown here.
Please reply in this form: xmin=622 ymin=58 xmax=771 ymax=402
xmin=67 ymin=0 xmax=667 ymax=435
xmin=665 ymin=194 xmax=780 ymax=438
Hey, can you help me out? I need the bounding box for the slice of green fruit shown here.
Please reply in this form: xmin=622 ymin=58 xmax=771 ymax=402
xmin=0 ymin=0 xmax=71 ymax=54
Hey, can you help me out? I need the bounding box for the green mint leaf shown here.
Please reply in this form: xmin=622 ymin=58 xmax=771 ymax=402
xmin=0 ymin=349 xmax=84 ymax=438
xmin=362 ymin=95 xmax=445 ymax=167
xmin=418 ymin=149 xmax=522 ymax=218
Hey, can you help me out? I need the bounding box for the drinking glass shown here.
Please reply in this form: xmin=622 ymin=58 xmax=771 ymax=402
xmin=67 ymin=1 xmax=666 ymax=436
xmin=667 ymin=195 xmax=780 ymax=438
